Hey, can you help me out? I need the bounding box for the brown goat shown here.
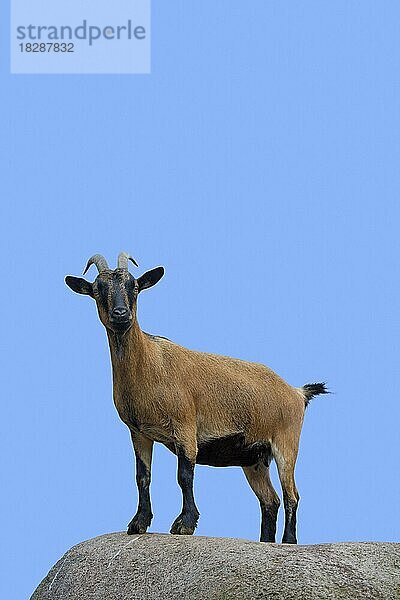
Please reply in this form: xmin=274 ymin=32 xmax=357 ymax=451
xmin=65 ymin=252 xmax=327 ymax=543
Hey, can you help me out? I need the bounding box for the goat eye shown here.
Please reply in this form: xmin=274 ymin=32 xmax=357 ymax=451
xmin=125 ymin=282 xmax=136 ymax=304
xmin=125 ymin=280 xmax=135 ymax=294
xmin=96 ymin=281 xmax=109 ymax=307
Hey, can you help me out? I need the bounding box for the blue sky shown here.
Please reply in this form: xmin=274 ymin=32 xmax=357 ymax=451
xmin=1 ymin=2 xmax=400 ymax=598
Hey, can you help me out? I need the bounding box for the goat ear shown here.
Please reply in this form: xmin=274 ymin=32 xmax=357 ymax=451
xmin=137 ymin=267 xmax=165 ymax=292
xmin=65 ymin=276 xmax=94 ymax=298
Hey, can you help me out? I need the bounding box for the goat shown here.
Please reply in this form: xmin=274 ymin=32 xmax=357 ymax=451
xmin=65 ymin=252 xmax=328 ymax=543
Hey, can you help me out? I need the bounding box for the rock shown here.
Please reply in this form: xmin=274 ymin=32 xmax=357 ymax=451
xmin=31 ymin=532 xmax=400 ymax=600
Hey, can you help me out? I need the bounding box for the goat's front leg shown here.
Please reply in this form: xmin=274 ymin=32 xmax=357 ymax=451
xmin=170 ymin=439 xmax=199 ymax=536
xmin=127 ymin=431 xmax=154 ymax=535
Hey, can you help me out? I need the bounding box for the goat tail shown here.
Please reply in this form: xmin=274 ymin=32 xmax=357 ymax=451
xmin=302 ymin=382 xmax=329 ymax=408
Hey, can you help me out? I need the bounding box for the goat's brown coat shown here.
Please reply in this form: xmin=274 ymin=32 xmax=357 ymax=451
xmin=108 ymin=323 xmax=306 ymax=464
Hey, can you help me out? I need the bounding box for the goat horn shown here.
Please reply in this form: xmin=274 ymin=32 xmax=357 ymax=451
xmin=118 ymin=252 xmax=139 ymax=270
xmin=83 ymin=254 xmax=109 ymax=275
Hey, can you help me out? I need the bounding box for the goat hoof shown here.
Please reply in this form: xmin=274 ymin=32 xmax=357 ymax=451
xmin=170 ymin=513 xmax=198 ymax=535
xmin=282 ymin=536 xmax=297 ymax=544
xmin=127 ymin=512 xmax=152 ymax=535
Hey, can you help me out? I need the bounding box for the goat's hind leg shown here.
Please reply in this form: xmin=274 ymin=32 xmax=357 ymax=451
xmin=243 ymin=461 xmax=280 ymax=542
xmin=127 ymin=431 xmax=154 ymax=535
xmin=170 ymin=435 xmax=200 ymax=536
xmin=272 ymin=438 xmax=300 ymax=544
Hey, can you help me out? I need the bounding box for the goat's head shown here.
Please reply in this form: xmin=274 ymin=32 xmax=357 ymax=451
xmin=65 ymin=253 xmax=164 ymax=336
